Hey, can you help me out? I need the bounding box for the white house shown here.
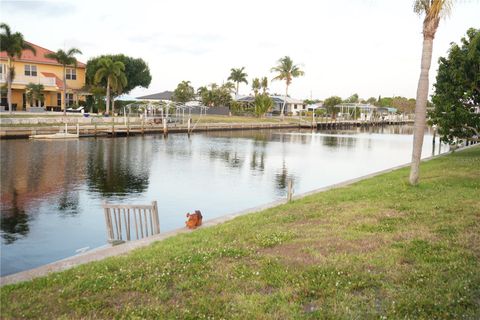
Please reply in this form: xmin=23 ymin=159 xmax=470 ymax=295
xmin=236 ymin=95 xmax=306 ymax=116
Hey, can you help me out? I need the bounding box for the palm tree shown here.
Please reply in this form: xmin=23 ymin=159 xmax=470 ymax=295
xmin=252 ymin=78 xmax=261 ymax=97
xmin=228 ymin=67 xmax=248 ymax=96
xmin=25 ymin=83 xmax=45 ymax=107
xmin=44 ymin=48 xmax=82 ymax=115
xmin=261 ymin=77 xmax=268 ymax=95
xmin=94 ymin=58 xmax=127 ymax=115
xmin=409 ymin=0 xmax=452 ymax=185
xmin=0 ymin=23 xmax=36 ymax=113
xmin=173 ymin=80 xmax=195 ymax=103
xmin=271 ymin=56 xmax=304 ymax=119
xmin=110 ymin=80 xmax=126 ymax=115
xmin=221 ymin=81 xmax=236 ymax=95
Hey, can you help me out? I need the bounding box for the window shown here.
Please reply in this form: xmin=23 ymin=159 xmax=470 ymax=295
xmin=57 ymin=93 xmax=74 ymax=106
xmin=1 ymin=85 xmax=6 ymax=107
xmin=66 ymin=68 xmax=77 ymax=80
xmin=0 ymin=64 xmax=5 ymax=80
xmin=294 ymin=104 xmax=298 ymax=109
xmin=24 ymin=65 xmax=38 ymax=76
xmin=67 ymin=93 xmax=74 ymax=106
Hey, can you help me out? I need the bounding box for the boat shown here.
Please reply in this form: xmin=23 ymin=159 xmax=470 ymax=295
xmin=29 ymin=132 xmax=79 ymax=139
xmin=29 ymin=124 xmax=80 ymax=139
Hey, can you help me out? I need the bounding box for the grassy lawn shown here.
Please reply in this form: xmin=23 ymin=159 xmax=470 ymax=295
xmin=189 ymin=114 xmax=298 ymax=124
xmin=1 ymin=147 xmax=479 ymax=319
xmin=0 ymin=115 xmax=298 ymax=128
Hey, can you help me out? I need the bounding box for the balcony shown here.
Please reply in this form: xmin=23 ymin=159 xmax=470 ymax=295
xmin=0 ymin=74 xmax=57 ymax=87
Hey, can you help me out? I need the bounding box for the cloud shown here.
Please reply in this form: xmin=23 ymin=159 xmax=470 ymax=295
xmin=1 ymin=0 xmax=76 ymax=16
xmin=128 ymin=32 xmax=225 ymax=56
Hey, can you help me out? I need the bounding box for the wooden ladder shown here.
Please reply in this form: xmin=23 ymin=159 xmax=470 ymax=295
xmin=102 ymin=201 xmax=160 ymax=244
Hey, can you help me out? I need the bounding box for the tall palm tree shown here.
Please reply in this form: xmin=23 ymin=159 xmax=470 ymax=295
xmin=94 ymin=58 xmax=127 ymax=115
xmin=110 ymin=79 xmax=126 ymax=115
xmin=409 ymin=0 xmax=452 ymax=185
xmin=0 ymin=23 xmax=36 ymax=113
xmin=271 ymin=56 xmax=304 ymax=119
xmin=44 ymin=48 xmax=82 ymax=115
xmin=25 ymin=83 xmax=45 ymax=107
xmin=173 ymin=80 xmax=195 ymax=103
xmin=252 ymin=78 xmax=261 ymax=97
xmin=261 ymin=76 xmax=268 ymax=95
xmin=228 ymin=67 xmax=248 ymax=96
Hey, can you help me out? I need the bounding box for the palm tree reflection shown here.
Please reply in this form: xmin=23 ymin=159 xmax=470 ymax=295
xmin=1 ymin=190 xmax=30 ymax=244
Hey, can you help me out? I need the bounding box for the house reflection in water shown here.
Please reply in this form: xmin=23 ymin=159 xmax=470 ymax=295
xmin=0 ymin=140 xmax=87 ymax=243
xmin=0 ymin=137 xmax=154 ymax=244
xmin=0 ymin=190 xmax=30 ymax=244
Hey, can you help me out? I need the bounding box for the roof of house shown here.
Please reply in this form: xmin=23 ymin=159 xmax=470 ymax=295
xmin=236 ymin=95 xmax=305 ymax=104
xmin=41 ymin=72 xmax=64 ymax=89
xmin=136 ymin=91 xmax=174 ymax=100
xmin=377 ymin=107 xmax=398 ymax=113
xmin=0 ymin=42 xmax=86 ymax=68
xmin=307 ymin=103 xmax=325 ymax=109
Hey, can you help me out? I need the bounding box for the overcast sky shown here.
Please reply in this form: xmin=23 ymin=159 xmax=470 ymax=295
xmin=1 ymin=0 xmax=479 ymax=100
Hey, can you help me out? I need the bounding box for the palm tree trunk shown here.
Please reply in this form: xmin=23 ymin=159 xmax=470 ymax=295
xmin=106 ymin=78 xmax=110 ymax=115
xmin=409 ymin=36 xmax=434 ymax=185
xmin=236 ymin=82 xmax=239 ymax=97
xmin=7 ymin=57 xmax=12 ymax=114
xmin=280 ymin=84 xmax=288 ymax=121
xmin=63 ymin=66 xmax=67 ymax=116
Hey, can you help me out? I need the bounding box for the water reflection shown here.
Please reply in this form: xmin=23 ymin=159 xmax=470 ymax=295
xmin=274 ymin=161 xmax=298 ymax=195
xmin=86 ymin=138 xmax=152 ymax=196
xmin=322 ymin=136 xmax=357 ymax=148
xmin=208 ymin=147 xmax=244 ymax=169
xmin=57 ymin=190 xmax=80 ymax=214
xmin=250 ymin=151 xmax=265 ymax=172
xmin=0 ymin=140 xmax=87 ymax=243
xmin=0 ymin=190 xmax=30 ymax=244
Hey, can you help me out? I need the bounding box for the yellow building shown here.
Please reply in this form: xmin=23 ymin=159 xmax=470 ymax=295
xmin=0 ymin=42 xmax=86 ymax=111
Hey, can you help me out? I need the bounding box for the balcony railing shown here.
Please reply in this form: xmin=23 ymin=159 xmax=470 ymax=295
xmin=0 ymin=74 xmax=57 ymax=87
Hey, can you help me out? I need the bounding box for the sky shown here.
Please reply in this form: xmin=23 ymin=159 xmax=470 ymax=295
xmin=1 ymin=0 xmax=479 ymax=100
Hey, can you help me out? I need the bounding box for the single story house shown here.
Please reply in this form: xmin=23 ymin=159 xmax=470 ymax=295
xmin=236 ymin=95 xmax=306 ymax=115
xmin=136 ymin=91 xmax=173 ymax=102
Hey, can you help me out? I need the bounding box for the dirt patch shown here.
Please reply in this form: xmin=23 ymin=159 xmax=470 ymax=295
xmin=303 ymin=301 xmax=319 ymax=313
xmin=260 ymin=235 xmax=388 ymax=266
xmin=392 ymin=228 xmax=438 ymax=242
xmin=381 ymin=209 xmax=406 ymax=218
xmin=112 ymin=290 xmax=154 ymax=310
xmin=460 ymin=231 xmax=480 ymax=258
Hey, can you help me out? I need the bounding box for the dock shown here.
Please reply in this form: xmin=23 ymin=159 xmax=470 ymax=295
xmin=309 ymin=119 xmax=414 ymax=130
xmin=1 ymin=120 xmax=415 ymax=139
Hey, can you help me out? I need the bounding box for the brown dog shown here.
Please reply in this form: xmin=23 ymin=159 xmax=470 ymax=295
xmin=185 ymin=210 xmax=203 ymax=229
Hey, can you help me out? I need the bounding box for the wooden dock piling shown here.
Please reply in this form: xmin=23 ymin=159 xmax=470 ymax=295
xmin=287 ymin=179 xmax=293 ymax=202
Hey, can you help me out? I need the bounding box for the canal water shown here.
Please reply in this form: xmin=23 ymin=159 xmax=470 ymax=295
xmin=0 ymin=126 xmax=445 ymax=276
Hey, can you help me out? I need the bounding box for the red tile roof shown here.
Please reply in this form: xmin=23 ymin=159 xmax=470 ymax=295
xmin=41 ymin=72 xmax=64 ymax=89
xmin=0 ymin=42 xmax=86 ymax=68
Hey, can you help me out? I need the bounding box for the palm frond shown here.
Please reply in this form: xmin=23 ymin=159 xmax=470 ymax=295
xmin=22 ymin=42 xmax=36 ymax=56
xmin=0 ymin=23 xmax=11 ymax=36
xmin=67 ymin=48 xmax=82 ymax=56
xmin=44 ymin=52 xmax=58 ymax=60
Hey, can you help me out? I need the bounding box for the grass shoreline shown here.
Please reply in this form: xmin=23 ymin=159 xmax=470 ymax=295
xmin=1 ymin=146 xmax=479 ymax=318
